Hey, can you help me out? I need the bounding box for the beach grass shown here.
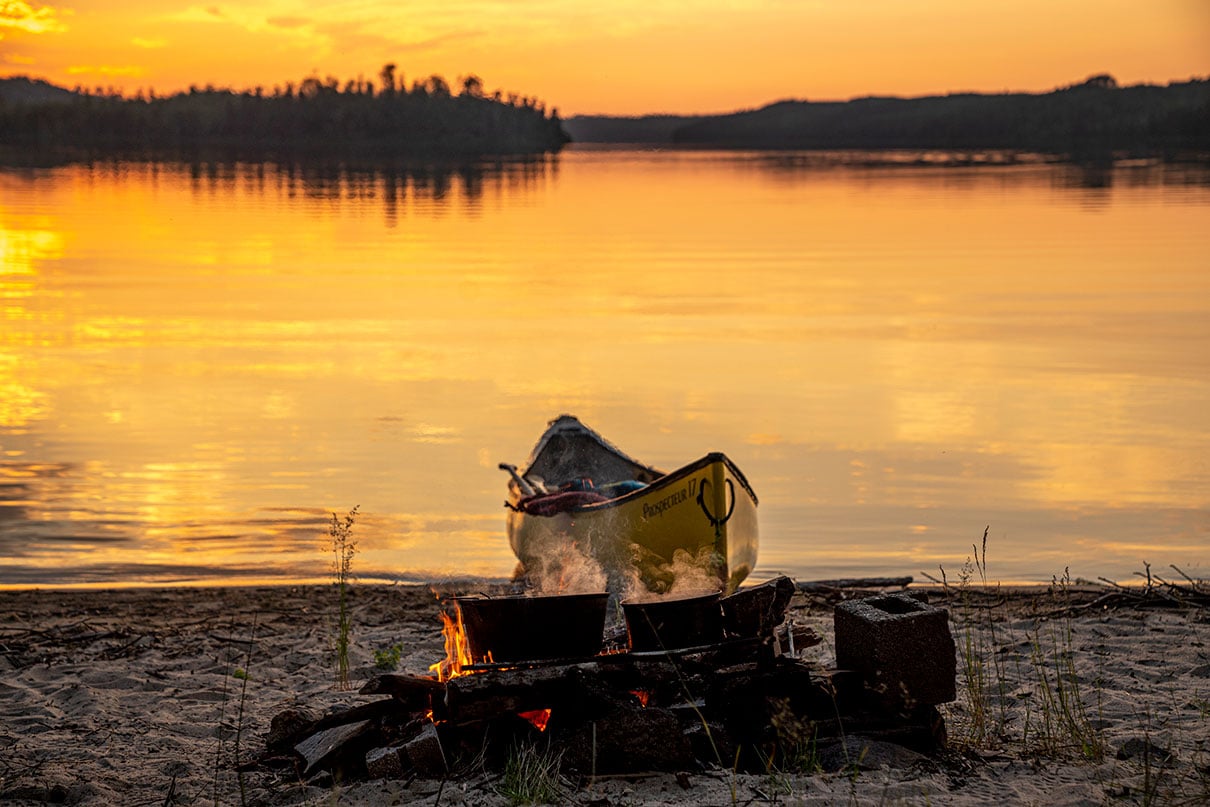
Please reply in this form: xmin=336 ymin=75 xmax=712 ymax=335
xmin=328 ymin=506 xmax=359 ymax=691
xmin=935 ymin=529 xmax=1105 ymax=760
xmin=496 ymin=740 xmax=566 ymax=805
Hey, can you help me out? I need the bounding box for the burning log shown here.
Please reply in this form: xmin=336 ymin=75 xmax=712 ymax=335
xmin=444 ymin=662 xmax=604 ymax=724
xmin=309 ymin=698 xmax=415 ymax=732
xmin=360 ymin=673 xmax=445 ymax=711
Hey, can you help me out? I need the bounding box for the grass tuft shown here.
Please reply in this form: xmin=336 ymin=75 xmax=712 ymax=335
xmin=373 ymin=643 xmax=403 ymax=671
xmin=496 ymin=740 xmax=566 ymax=805
xmin=940 ymin=528 xmax=1104 ymax=761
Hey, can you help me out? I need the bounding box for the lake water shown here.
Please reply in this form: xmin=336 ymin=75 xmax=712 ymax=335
xmin=2 ymin=149 xmax=1208 ymax=588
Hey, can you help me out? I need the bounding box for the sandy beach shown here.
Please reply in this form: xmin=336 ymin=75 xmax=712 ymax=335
xmin=1 ymin=582 xmax=1206 ymax=806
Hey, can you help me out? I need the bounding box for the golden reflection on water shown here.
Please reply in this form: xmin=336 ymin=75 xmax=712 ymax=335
xmin=1 ymin=153 xmax=1208 ymax=587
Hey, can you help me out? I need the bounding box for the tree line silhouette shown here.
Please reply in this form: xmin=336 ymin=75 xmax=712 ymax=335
xmin=666 ymin=76 xmax=1209 ymax=161
xmin=0 ymin=65 xmax=570 ymax=157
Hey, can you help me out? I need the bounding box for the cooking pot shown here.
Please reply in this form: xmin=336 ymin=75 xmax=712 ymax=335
xmin=622 ymin=590 xmax=723 ymax=652
xmin=455 ymin=592 xmax=609 ymax=662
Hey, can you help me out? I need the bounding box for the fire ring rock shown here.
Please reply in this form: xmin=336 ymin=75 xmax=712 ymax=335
xmin=834 ymin=592 xmax=956 ymax=710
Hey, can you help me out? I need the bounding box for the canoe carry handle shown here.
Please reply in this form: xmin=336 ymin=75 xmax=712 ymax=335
xmin=697 ymin=478 xmax=735 ymax=528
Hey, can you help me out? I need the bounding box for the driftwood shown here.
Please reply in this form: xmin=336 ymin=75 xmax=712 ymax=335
xmin=1094 ymin=563 xmax=1210 ymax=609
xmin=797 ymin=577 xmax=914 ymax=593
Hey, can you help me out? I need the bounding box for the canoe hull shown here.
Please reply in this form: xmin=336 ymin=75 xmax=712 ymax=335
xmin=507 ymin=452 xmax=758 ymax=594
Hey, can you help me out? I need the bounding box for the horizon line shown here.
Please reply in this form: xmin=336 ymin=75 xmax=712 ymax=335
xmin=3 ymin=69 xmax=1208 ymax=120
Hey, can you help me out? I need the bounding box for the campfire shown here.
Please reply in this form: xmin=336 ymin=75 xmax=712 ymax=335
xmin=429 ymin=605 xmax=476 ymax=682
xmin=259 ymin=577 xmax=956 ymax=784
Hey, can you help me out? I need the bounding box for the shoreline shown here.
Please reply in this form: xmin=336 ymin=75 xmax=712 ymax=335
xmin=1 ymin=572 xmax=1191 ymax=593
xmin=1 ymin=583 xmax=1206 ymax=805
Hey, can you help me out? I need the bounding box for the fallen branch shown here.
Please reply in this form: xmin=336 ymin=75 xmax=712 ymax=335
xmin=796 ymin=577 xmax=913 ymax=593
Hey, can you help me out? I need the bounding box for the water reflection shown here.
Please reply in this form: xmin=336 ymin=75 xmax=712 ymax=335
xmin=1 ymin=151 xmax=1208 ymax=587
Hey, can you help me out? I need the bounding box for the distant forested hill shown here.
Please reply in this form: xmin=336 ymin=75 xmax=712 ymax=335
xmin=562 ymin=114 xmax=704 ymax=144
xmin=0 ymin=76 xmax=77 ymax=106
xmin=569 ymin=76 xmax=1209 ymax=160
xmin=675 ymin=76 xmax=1209 ymax=158
xmin=0 ymin=70 xmax=569 ymax=158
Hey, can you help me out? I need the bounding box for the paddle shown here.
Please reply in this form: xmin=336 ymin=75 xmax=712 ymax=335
xmin=498 ymin=463 xmax=538 ymax=497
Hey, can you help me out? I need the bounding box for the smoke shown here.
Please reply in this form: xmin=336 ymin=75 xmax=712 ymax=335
xmin=523 ymin=532 xmax=608 ymax=595
xmin=518 ymin=509 xmax=723 ymax=601
xmin=620 ymin=545 xmax=723 ymax=603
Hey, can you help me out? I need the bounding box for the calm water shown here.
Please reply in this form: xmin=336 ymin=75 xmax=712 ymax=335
xmin=2 ymin=150 xmax=1208 ymax=588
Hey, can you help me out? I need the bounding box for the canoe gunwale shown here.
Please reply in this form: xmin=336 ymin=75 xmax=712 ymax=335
xmin=512 ymin=451 xmax=758 ymax=517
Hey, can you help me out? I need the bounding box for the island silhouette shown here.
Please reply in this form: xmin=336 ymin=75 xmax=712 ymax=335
xmin=0 ymin=65 xmax=569 ymax=159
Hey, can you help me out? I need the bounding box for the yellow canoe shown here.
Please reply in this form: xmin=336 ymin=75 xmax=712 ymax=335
xmin=503 ymin=415 xmax=758 ymax=594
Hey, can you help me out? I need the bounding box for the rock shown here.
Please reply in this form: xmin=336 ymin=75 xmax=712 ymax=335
xmin=266 ymin=706 xmax=319 ymax=753
xmin=1188 ymin=663 xmax=1210 ymax=678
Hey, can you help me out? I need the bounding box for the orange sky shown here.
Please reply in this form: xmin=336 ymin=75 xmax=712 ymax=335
xmin=1 ymin=0 xmax=1207 ymax=115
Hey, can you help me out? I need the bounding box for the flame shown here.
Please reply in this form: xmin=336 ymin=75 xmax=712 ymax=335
xmin=519 ymin=708 xmax=552 ymax=732
xmin=630 ymin=689 xmax=651 ymax=707
xmin=428 ymin=604 xmax=475 ymax=682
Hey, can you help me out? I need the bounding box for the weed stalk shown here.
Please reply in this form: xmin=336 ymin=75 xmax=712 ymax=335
xmin=329 ymin=506 xmax=359 ymax=690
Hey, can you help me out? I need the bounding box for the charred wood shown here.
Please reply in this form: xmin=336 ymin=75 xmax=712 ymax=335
xmin=561 ymin=704 xmax=694 ymax=774
xmin=295 ymin=719 xmax=377 ymax=778
xmin=359 ymin=673 xmax=445 ymax=711
xmin=721 ymin=575 xmax=796 ymax=638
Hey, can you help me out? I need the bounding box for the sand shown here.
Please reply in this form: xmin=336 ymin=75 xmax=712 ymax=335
xmin=0 ymin=582 xmax=1207 ymax=806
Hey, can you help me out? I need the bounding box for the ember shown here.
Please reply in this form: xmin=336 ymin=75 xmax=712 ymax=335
xmin=518 ymin=708 xmax=552 ymax=732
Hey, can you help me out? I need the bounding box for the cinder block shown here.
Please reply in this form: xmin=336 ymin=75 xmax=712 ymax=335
xmin=834 ymin=592 xmax=956 ymax=707
xmin=404 ymin=723 xmax=448 ymax=777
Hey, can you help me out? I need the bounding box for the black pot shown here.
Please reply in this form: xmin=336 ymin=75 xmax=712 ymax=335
xmin=455 ymin=592 xmax=609 ymax=662
xmin=622 ymin=591 xmax=723 ymax=652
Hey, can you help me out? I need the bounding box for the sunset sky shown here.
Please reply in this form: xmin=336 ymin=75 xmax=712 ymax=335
xmin=1 ymin=0 xmax=1208 ymax=115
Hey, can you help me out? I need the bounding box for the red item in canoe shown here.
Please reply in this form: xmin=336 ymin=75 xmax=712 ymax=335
xmin=520 ymin=490 xmax=609 ymax=516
